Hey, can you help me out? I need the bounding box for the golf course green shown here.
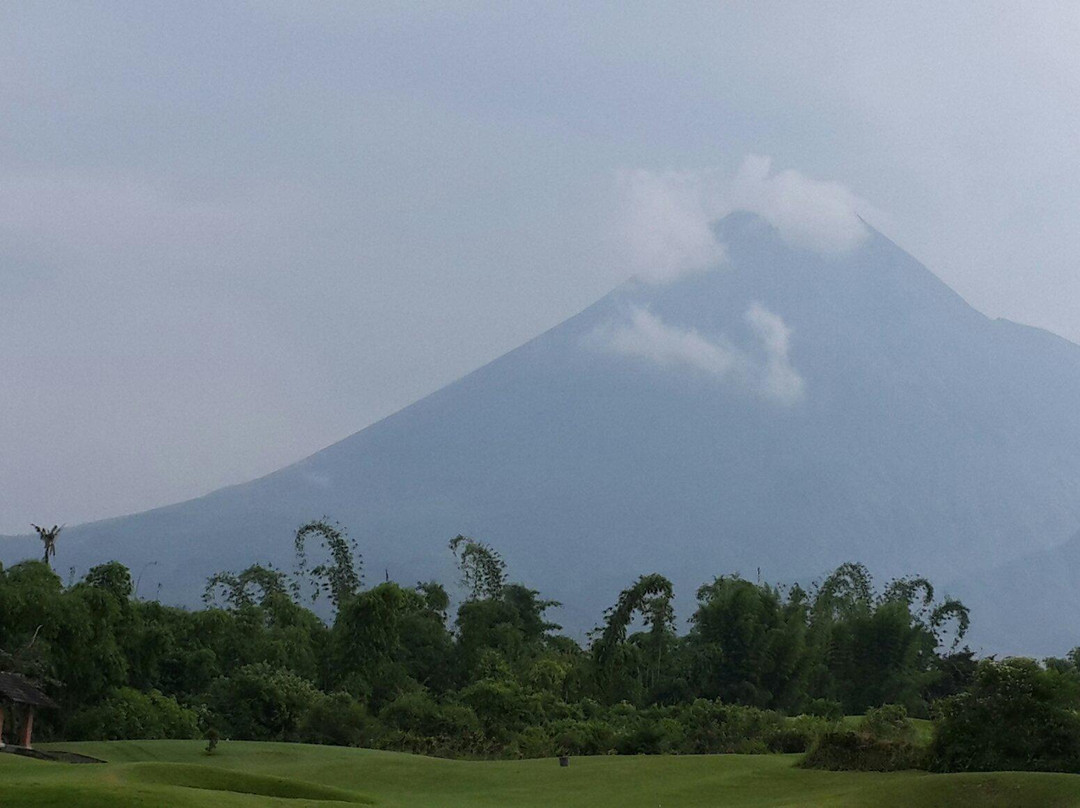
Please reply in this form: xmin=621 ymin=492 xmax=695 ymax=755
xmin=1 ymin=741 xmax=1078 ymax=807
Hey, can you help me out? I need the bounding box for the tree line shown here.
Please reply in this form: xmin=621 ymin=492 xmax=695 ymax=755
xmin=3 ymin=520 xmax=1080 ymax=772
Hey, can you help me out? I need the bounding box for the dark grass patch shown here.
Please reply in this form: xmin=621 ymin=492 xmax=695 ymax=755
xmin=124 ymin=762 xmax=373 ymax=803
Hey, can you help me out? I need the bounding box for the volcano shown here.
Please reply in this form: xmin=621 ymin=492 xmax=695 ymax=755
xmin=6 ymin=212 xmax=1080 ymax=654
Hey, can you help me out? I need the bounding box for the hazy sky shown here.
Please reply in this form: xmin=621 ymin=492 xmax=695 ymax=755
xmin=3 ymin=2 xmax=1080 ymax=534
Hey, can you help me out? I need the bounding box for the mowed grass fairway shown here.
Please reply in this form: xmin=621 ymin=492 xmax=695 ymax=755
xmin=0 ymin=741 xmax=1078 ymax=807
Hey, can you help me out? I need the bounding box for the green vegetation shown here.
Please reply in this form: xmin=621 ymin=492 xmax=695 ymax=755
xmin=803 ymin=706 xmax=924 ymax=772
xmin=0 ymin=535 xmax=973 ymax=755
xmin=0 ymin=741 xmax=1079 ymax=808
xmin=931 ymin=657 xmax=1080 ymax=773
xmin=5 ymin=519 xmax=1080 ymax=793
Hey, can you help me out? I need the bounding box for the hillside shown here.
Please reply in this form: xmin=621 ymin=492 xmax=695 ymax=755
xmin=5 ymin=212 xmax=1080 ymax=653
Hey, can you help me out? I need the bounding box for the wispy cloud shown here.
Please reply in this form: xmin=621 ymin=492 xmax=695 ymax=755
xmin=592 ymin=303 xmax=806 ymax=405
xmin=613 ymin=156 xmax=870 ymax=284
xmin=729 ymin=156 xmax=868 ymax=255
xmin=744 ymin=302 xmax=805 ymax=405
xmin=614 ymin=170 xmax=729 ymax=284
xmin=600 ymin=306 xmax=744 ymax=377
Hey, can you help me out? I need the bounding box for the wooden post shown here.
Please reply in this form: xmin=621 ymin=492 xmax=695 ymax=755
xmin=0 ymin=702 xmax=6 ymax=747
xmin=21 ymin=706 xmax=34 ymax=749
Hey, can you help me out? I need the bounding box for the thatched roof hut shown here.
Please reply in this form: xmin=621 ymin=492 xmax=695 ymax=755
xmin=0 ymin=673 xmax=57 ymax=749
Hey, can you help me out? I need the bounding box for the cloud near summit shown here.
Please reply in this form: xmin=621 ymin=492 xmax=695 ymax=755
xmin=591 ymin=304 xmax=805 ymax=405
xmin=616 ymin=156 xmax=869 ymax=284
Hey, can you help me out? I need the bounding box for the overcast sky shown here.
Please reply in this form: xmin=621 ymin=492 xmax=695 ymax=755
xmin=3 ymin=2 xmax=1079 ymax=534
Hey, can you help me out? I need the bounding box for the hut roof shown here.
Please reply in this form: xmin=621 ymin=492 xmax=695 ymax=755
xmin=0 ymin=673 xmax=58 ymax=708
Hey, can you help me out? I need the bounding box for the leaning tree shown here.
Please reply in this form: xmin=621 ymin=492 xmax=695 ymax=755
xmin=592 ymin=573 xmax=675 ymax=700
xmin=448 ymin=535 xmax=507 ymax=600
xmin=294 ymin=518 xmax=363 ymax=612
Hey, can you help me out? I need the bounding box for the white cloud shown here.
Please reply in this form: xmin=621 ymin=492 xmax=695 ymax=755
xmin=728 ymin=156 xmax=869 ymax=255
xmin=592 ymin=303 xmax=805 ymax=405
xmin=614 ymin=156 xmax=869 ymax=284
xmin=614 ymin=169 xmax=728 ymax=284
xmin=600 ymin=306 xmax=744 ymax=377
xmin=744 ymin=302 xmax=805 ymax=405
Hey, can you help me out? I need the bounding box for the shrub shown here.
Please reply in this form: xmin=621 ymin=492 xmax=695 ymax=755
xmin=766 ymin=727 xmax=812 ymax=753
xmin=547 ymin=718 xmax=617 ymax=756
xmin=206 ymin=663 xmax=319 ymax=741
xmin=857 ymin=704 xmax=915 ymax=743
xmin=615 ymin=716 xmax=683 ymax=755
xmin=507 ymin=724 xmax=554 ymax=758
xmin=458 ymin=677 xmax=540 ymax=742
xmin=801 ymin=730 xmax=923 ymax=771
xmin=67 ymin=688 xmax=199 ymax=741
xmin=380 ymin=691 xmax=480 ymax=736
xmin=298 ymin=691 xmax=372 ymax=747
xmin=930 ymin=658 xmax=1080 ymax=773
xmin=679 ymin=699 xmax=786 ymax=754
xmin=378 ymin=690 xmax=485 ymax=755
xmin=784 ymin=715 xmax=834 ymax=745
xmin=805 ymin=698 xmax=843 ymax=721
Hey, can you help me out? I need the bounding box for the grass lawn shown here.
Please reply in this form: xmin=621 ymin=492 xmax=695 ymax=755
xmin=0 ymin=741 xmax=1075 ymax=807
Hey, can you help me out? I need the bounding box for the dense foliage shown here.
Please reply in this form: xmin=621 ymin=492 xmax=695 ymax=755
xmin=801 ymin=706 xmax=924 ymax=771
xmin=1 ymin=522 xmax=1077 ymax=772
xmin=930 ymin=657 xmax=1080 ymax=773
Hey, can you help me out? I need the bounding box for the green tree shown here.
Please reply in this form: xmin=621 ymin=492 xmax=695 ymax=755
xmin=688 ymin=575 xmax=807 ymax=709
xmin=30 ymin=524 xmax=62 ymax=567
xmin=83 ymin=561 xmax=134 ymax=601
xmin=591 ymin=574 xmax=675 ymax=704
xmin=449 ymin=535 xmax=506 ymax=600
xmin=294 ymin=519 xmax=362 ymax=612
xmin=800 ymin=563 xmax=971 ymax=715
xmin=203 ymin=563 xmax=294 ymax=610
xmin=207 ymin=662 xmax=320 ymax=741
xmin=330 ymin=582 xmax=420 ymax=706
xmin=455 ymin=584 xmax=559 ymax=684
xmin=67 ymin=687 xmax=199 ymax=741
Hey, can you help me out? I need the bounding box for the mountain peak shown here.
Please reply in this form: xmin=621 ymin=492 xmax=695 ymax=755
xmin=6 ymin=219 xmax=1080 ymax=654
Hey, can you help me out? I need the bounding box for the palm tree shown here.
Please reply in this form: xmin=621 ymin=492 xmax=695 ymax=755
xmin=30 ymin=524 xmax=62 ymax=567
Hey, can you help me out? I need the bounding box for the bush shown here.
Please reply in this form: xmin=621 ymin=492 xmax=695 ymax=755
xmin=857 ymin=704 xmax=914 ymax=743
xmin=547 ymin=718 xmax=617 ymax=756
xmin=298 ymin=691 xmax=372 ymax=747
xmin=458 ymin=678 xmax=540 ymax=742
xmin=766 ymin=727 xmax=812 ymax=753
xmin=783 ymin=715 xmax=834 ymax=747
xmin=801 ymin=730 xmax=923 ymax=771
xmin=679 ymin=699 xmax=785 ymax=754
xmin=762 ymin=712 xmax=841 ymax=755
xmin=378 ymin=690 xmax=485 ymax=755
xmin=67 ymin=688 xmax=199 ymax=740
xmin=380 ymin=691 xmax=480 ymax=736
xmin=615 ymin=716 xmax=683 ymax=755
xmin=801 ymin=704 xmax=922 ymax=770
xmin=805 ymin=698 xmax=843 ymax=721
xmin=930 ymin=658 xmax=1080 ymax=773
xmin=506 ymin=724 xmax=554 ymax=758
xmin=206 ymin=663 xmax=319 ymax=741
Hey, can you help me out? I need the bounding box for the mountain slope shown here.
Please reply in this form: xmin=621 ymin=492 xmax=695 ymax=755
xmin=5 ymin=212 xmax=1080 ymax=653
